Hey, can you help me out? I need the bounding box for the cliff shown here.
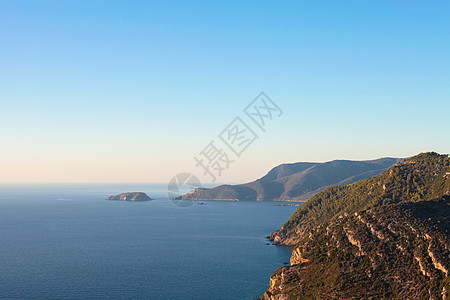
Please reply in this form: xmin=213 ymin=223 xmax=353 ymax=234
xmin=260 ymin=198 xmax=450 ymax=299
xmin=259 ymin=152 xmax=450 ymax=299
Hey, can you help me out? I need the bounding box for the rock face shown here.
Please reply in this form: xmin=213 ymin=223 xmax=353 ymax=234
xmin=106 ymin=192 xmax=153 ymax=202
xmin=260 ymin=199 xmax=450 ymax=299
xmin=179 ymin=158 xmax=399 ymax=202
xmin=259 ymin=152 xmax=450 ymax=299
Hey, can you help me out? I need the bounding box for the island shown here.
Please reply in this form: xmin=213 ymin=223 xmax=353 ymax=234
xmin=106 ymin=192 xmax=153 ymax=202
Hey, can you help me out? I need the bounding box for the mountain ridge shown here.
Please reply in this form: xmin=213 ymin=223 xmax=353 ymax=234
xmin=180 ymin=157 xmax=400 ymax=202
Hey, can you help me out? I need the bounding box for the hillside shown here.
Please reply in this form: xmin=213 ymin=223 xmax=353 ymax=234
xmin=270 ymin=152 xmax=450 ymax=246
xmin=260 ymin=198 xmax=450 ymax=299
xmin=179 ymin=158 xmax=399 ymax=202
xmin=259 ymin=152 xmax=450 ymax=299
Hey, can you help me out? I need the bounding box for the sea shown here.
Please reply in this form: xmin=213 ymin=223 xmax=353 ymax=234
xmin=0 ymin=183 xmax=299 ymax=300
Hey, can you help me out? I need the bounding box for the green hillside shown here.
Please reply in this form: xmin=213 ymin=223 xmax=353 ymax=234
xmin=270 ymin=152 xmax=450 ymax=246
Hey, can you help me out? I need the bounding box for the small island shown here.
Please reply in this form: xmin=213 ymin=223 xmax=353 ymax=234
xmin=106 ymin=192 xmax=153 ymax=202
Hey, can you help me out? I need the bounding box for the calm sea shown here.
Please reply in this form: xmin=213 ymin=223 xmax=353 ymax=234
xmin=0 ymin=183 xmax=299 ymax=299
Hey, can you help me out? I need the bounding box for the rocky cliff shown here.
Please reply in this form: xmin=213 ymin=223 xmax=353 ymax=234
xmin=260 ymin=152 xmax=450 ymax=299
xmin=260 ymin=199 xmax=450 ymax=299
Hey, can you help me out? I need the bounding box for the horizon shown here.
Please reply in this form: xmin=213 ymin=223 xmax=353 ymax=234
xmin=1 ymin=1 xmax=449 ymax=183
xmin=2 ymin=152 xmax=446 ymax=184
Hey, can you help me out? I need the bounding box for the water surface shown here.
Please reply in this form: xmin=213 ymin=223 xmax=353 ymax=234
xmin=0 ymin=183 xmax=299 ymax=299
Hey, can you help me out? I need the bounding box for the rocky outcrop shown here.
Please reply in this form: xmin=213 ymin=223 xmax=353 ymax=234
xmin=106 ymin=192 xmax=153 ymax=201
xmin=259 ymin=199 xmax=450 ymax=299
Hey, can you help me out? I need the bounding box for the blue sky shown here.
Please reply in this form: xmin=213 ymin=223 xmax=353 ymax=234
xmin=1 ymin=1 xmax=449 ymax=183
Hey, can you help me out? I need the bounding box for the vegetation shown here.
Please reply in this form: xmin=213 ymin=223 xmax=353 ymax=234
xmin=270 ymin=152 xmax=450 ymax=246
xmin=261 ymin=197 xmax=450 ymax=299
xmin=260 ymin=152 xmax=450 ymax=299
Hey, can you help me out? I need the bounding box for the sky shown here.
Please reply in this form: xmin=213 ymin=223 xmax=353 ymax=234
xmin=0 ymin=1 xmax=449 ymax=184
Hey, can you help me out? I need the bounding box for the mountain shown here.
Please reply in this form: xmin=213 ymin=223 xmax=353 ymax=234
xmin=179 ymin=158 xmax=400 ymax=202
xmin=106 ymin=192 xmax=153 ymax=201
xmin=269 ymin=152 xmax=450 ymax=246
xmin=260 ymin=152 xmax=450 ymax=299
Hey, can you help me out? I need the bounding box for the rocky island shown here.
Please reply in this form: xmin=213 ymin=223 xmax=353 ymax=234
xmin=106 ymin=192 xmax=153 ymax=202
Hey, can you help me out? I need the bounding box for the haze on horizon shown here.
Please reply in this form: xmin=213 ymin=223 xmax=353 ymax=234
xmin=1 ymin=1 xmax=449 ymax=184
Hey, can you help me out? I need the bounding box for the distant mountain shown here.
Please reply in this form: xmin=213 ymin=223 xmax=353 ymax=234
xmin=180 ymin=158 xmax=400 ymax=202
xmin=259 ymin=152 xmax=450 ymax=299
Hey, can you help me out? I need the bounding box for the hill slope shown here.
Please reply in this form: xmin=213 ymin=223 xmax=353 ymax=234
xmin=260 ymin=198 xmax=450 ymax=299
xmin=180 ymin=158 xmax=399 ymax=202
xmin=270 ymin=152 xmax=450 ymax=246
xmin=259 ymin=152 xmax=450 ymax=299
